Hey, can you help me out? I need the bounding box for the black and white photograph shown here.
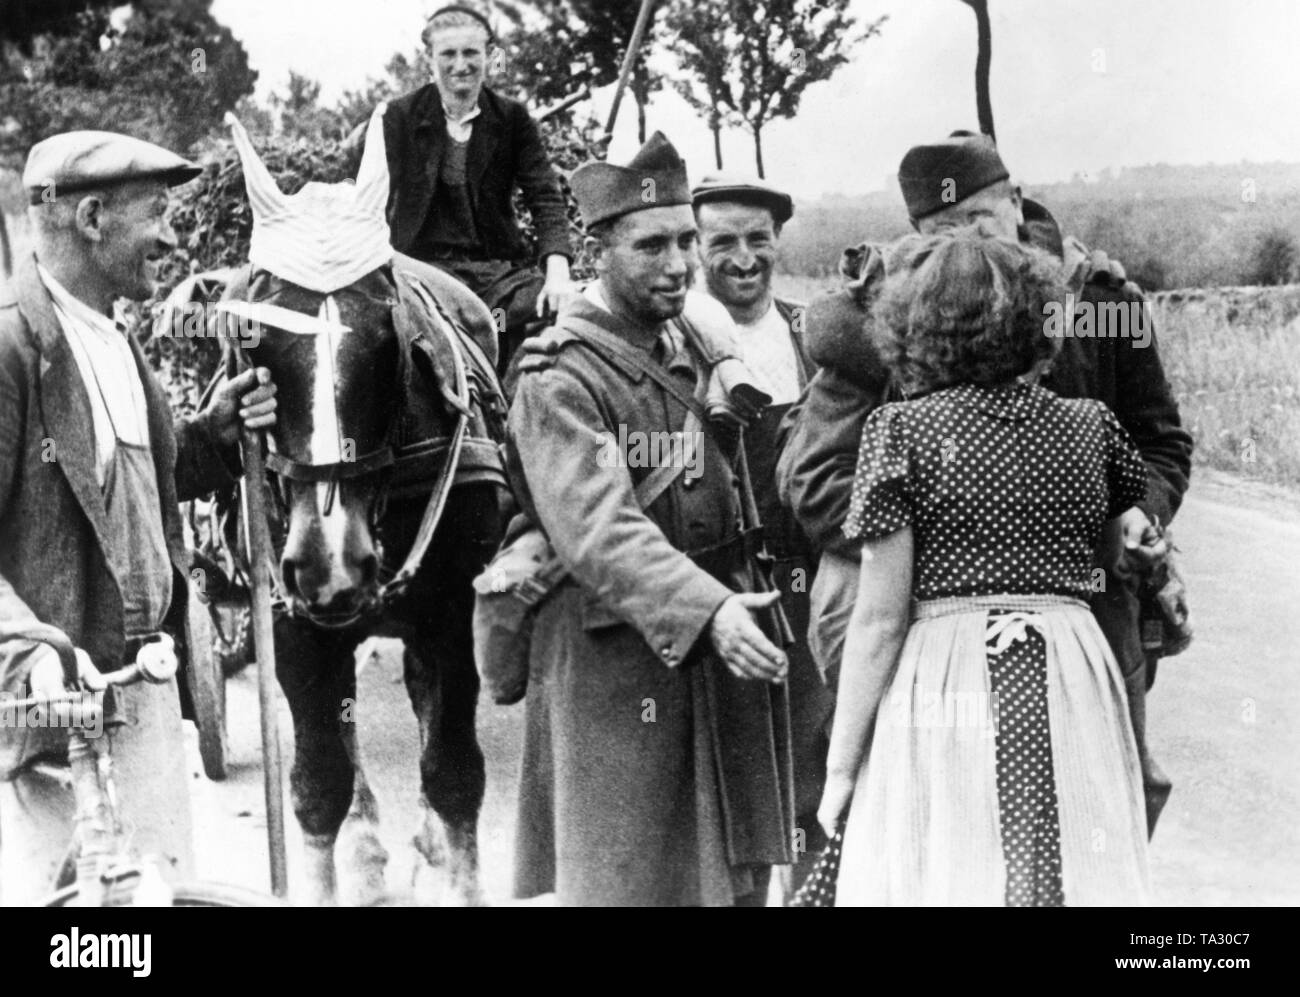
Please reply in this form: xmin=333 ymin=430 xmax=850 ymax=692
xmin=0 ymin=0 xmax=1295 ymax=933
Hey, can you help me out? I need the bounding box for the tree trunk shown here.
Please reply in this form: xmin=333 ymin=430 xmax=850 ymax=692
xmin=753 ymin=125 xmax=765 ymax=179
xmin=965 ymin=0 xmax=995 ymax=141
xmin=636 ymin=93 xmax=647 ymax=145
xmin=710 ymin=109 xmax=723 ymax=169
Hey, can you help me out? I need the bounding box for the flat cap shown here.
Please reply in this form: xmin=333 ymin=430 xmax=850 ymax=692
xmin=571 ymin=131 xmax=692 ymax=229
xmin=692 ymin=173 xmax=794 ymax=225
xmin=898 ymin=130 xmax=1008 ymax=220
xmin=23 ymin=131 xmax=200 ymax=206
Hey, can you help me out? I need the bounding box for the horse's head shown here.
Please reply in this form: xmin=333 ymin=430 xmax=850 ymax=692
xmin=219 ymin=104 xmax=410 ymax=623
xmin=229 ymin=268 xmax=402 ymax=621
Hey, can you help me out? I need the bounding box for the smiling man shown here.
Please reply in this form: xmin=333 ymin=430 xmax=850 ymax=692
xmin=376 ymin=4 xmax=572 ymax=372
xmin=505 ymin=134 xmax=795 ymax=906
xmin=692 ymin=174 xmax=831 ymax=902
xmin=0 ymin=130 xmax=276 ymax=904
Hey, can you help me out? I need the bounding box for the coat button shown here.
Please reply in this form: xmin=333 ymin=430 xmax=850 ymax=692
xmin=660 ymin=646 xmax=673 ymax=659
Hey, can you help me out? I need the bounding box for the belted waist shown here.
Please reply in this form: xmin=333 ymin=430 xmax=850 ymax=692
xmin=913 ymin=594 xmax=1090 ymax=657
xmin=912 ymin=593 xmax=1090 ymax=622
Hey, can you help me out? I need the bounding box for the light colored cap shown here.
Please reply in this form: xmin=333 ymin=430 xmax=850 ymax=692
xmin=225 ymin=104 xmax=393 ymax=294
xmin=23 ymin=130 xmax=200 ymax=205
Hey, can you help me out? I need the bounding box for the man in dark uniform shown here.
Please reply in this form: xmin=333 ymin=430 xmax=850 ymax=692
xmin=506 ymin=133 xmax=795 ymax=906
xmin=692 ymin=174 xmax=832 ymax=898
xmin=778 ymin=131 xmax=1192 ymax=835
xmin=376 ymin=4 xmax=573 ymax=370
xmin=0 ymin=130 xmax=276 ymax=903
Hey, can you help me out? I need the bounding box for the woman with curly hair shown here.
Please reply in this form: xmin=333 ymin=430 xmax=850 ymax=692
xmin=816 ymin=232 xmax=1155 ymax=906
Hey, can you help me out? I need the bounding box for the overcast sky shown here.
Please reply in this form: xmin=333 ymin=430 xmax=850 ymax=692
xmin=210 ymin=0 xmax=1299 ymax=199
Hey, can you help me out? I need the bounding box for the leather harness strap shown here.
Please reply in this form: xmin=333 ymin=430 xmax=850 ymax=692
xmin=264 ymin=446 xmax=395 ymax=482
xmin=219 ymin=263 xmax=496 ymax=625
xmin=381 ymin=275 xmax=472 ymax=599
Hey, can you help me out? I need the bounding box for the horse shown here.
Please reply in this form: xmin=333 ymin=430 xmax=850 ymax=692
xmin=182 ymin=108 xmax=511 ymax=905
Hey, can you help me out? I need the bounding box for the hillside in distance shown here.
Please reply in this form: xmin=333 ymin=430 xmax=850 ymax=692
xmin=781 ymin=161 xmax=1300 ymax=290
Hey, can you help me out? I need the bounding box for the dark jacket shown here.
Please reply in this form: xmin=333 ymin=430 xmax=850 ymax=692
xmin=774 ymin=234 xmax=1194 ymax=677
xmin=777 ymin=245 xmax=1193 ymax=556
xmin=0 ymin=255 xmax=237 ymax=691
xmin=379 ymin=85 xmax=571 ymax=264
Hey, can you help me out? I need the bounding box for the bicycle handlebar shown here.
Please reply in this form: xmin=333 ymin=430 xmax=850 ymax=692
xmin=0 ymin=625 xmax=177 ymax=711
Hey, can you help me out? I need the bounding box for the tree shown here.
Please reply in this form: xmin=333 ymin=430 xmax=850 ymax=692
xmin=496 ymin=0 xmax=663 ymax=143
xmin=662 ymin=0 xmax=735 ymax=168
xmin=270 ymin=71 xmax=349 ymax=142
xmin=667 ymin=0 xmax=885 ymax=178
xmin=1247 ymin=229 xmax=1299 ymax=287
xmin=0 ymin=0 xmax=257 ymax=161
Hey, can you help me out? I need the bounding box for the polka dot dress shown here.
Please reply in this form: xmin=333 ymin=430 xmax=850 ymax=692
xmin=843 ymin=381 xmax=1149 ymax=600
xmin=788 ymin=824 xmax=844 ymax=907
xmin=843 ymin=380 xmax=1148 ymax=907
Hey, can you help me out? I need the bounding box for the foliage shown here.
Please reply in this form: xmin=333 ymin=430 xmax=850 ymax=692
xmin=662 ymin=0 xmax=884 ymax=177
xmin=0 ymin=0 xmax=257 ymax=167
xmin=491 ymin=0 xmax=661 ymax=142
xmin=0 ymin=0 xmax=116 ymax=50
xmin=661 ymin=0 xmax=734 ymax=168
xmin=1245 ymin=229 xmax=1299 ymax=287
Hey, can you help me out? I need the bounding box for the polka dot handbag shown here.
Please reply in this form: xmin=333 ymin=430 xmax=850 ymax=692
xmin=788 ymin=822 xmax=845 ymax=907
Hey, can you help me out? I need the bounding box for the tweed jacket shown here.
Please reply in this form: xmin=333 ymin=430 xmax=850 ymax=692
xmin=0 ymin=255 xmax=237 ymax=692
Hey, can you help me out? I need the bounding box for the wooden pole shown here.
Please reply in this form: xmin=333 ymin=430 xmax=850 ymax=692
xmin=225 ymin=347 xmax=289 ymax=898
xmin=602 ymin=0 xmax=657 ymax=150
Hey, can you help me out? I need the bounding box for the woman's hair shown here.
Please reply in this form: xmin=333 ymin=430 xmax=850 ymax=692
xmin=870 ymin=231 xmax=1064 ymax=396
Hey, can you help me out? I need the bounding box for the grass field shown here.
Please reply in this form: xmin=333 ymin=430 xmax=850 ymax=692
xmin=775 ymin=273 xmax=1300 ymax=491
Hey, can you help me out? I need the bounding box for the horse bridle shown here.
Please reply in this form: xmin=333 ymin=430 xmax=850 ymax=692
xmin=223 ymin=277 xmax=473 ymax=630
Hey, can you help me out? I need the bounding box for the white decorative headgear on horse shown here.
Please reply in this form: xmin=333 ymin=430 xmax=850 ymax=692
xmin=225 ymin=104 xmax=393 ymax=295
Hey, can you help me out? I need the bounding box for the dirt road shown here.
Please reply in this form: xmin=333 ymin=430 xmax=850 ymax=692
xmin=187 ymin=470 xmax=1300 ymax=905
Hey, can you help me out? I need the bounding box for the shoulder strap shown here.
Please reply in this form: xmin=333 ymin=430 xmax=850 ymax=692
xmin=514 ymin=348 xmax=708 ymax=609
xmin=564 ymin=314 xmax=711 ymax=424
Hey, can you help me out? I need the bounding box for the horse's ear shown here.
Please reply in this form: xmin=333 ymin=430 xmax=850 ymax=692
xmin=225 ymin=112 xmax=287 ymax=221
xmin=354 ymin=102 xmax=390 ymax=219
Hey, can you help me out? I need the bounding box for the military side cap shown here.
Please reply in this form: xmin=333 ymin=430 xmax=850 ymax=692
xmin=691 ymin=172 xmax=794 ymax=225
xmin=571 ymin=131 xmax=692 ymax=228
xmin=898 ymin=130 xmax=1009 ymax=220
xmin=23 ymin=131 xmax=200 ymax=206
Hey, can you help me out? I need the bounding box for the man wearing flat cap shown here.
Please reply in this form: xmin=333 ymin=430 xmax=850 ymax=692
xmin=0 ymin=130 xmax=277 ymax=903
xmin=505 ymin=133 xmax=795 ymax=906
xmin=692 ymin=174 xmax=831 ymax=900
xmin=777 ymin=129 xmax=1192 ymax=837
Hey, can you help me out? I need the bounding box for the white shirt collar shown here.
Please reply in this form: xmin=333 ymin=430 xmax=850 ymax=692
xmin=442 ymin=101 xmax=482 ymax=126
xmin=36 ymin=264 xmax=126 ymax=341
xmin=441 ymin=98 xmax=482 ymax=143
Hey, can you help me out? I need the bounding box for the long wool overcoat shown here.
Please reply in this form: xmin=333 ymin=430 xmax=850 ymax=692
xmin=506 ymin=293 xmax=795 ymax=907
